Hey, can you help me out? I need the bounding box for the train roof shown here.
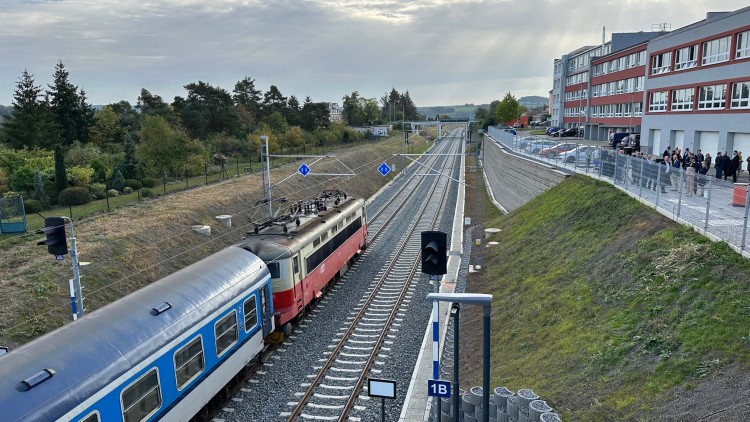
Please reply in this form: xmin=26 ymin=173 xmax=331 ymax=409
xmin=0 ymin=246 xmax=268 ymax=422
xmin=241 ymin=191 xmax=364 ymax=261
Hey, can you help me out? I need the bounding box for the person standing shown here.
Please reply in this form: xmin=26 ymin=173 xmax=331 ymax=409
xmin=698 ymin=162 xmax=709 ymax=197
xmin=685 ymin=160 xmax=696 ymax=196
xmin=696 ymin=149 xmax=704 ymax=164
xmin=730 ymin=150 xmax=740 ymax=183
xmin=705 ymin=153 xmax=712 ymax=171
xmin=671 ymin=153 xmax=681 ymax=191
xmin=715 ymin=151 xmax=724 ymax=178
xmin=663 ymin=146 xmax=672 ymax=160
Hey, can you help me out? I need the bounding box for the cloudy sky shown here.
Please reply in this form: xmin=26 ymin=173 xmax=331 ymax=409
xmin=0 ymin=0 xmax=747 ymax=108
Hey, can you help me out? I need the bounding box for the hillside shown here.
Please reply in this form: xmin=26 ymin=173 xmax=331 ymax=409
xmin=460 ymin=175 xmax=750 ymax=421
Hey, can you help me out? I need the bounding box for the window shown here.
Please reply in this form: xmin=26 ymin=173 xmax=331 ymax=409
xmin=614 ymin=103 xmax=623 ymax=117
xmin=616 ymin=80 xmax=625 ymax=94
xmin=702 ymin=36 xmax=731 ymax=65
xmin=292 ymin=255 xmax=299 ymax=274
xmin=633 ymin=102 xmax=643 ymax=117
xmin=592 ymin=85 xmax=599 ymax=97
xmin=267 ymin=262 xmax=280 ymax=279
xmin=214 ymin=311 xmax=238 ymax=356
xmin=636 ymin=76 xmax=644 ymax=92
xmin=608 ymin=82 xmax=616 ymax=96
xmin=618 ymin=57 xmax=626 ymax=70
xmin=174 ymin=337 xmax=204 ymax=390
xmin=671 ymin=88 xmax=694 ymax=111
xmin=243 ymin=295 xmax=258 ymax=331
xmin=651 ymin=52 xmax=671 ymax=74
xmin=80 ymin=412 xmax=100 ymax=422
xmin=674 ymin=45 xmax=697 ymax=70
xmin=731 ymin=81 xmax=750 ymax=109
xmin=609 ymin=59 xmax=618 ymax=73
xmin=738 ymin=31 xmax=750 ymax=59
xmin=628 ymin=53 xmax=637 ymax=68
xmin=313 ymin=238 xmax=320 ymax=247
xmin=320 ymin=232 xmax=328 ymax=242
xmin=698 ymin=84 xmax=727 ymax=109
xmin=649 ymin=91 xmax=668 ymax=112
xmin=623 ymin=102 xmax=632 ymax=117
xmin=121 ymin=369 xmax=161 ymax=422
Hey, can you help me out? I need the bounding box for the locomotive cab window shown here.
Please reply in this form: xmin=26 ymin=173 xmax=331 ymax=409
xmin=244 ymin=295 xmax=258 ymax=331
xmin=267 ymin=262 xmax=281 ymax=279
xmin=174 ymin=336 xmax=204 ymax=390
xmin=293 ymin=256 xmax=299 ymax=274
xmin=121 ymin=369 xmax=161 ymax=422
xmin=214 ymin=311 xmax=238 ymax=357
xmin=80 ymin=411 xmax=100 ymax=422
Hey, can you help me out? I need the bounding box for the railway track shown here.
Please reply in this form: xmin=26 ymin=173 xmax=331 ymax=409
xmin=283 ymin=135 xmax=460 ymax=421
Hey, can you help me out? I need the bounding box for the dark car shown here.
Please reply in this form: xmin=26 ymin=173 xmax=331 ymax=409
xmin=609 ymin=132 xmax=631 ymax=148
xmin=558 ymin=127 xmax=581 ymax=137
xmin=546 ymin=127 xmax=562 ymax=135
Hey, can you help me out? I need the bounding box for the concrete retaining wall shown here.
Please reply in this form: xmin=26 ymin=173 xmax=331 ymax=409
xmin=483 ymin=136 xmax=570 ymax=212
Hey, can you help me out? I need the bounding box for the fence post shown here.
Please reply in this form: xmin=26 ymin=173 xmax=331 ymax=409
xmin=656 ymin=166 xmax=662 ymax=207
xmin=613 ymin=155 xmax=619 ymax=185
xmin=742 ymin=185 xmax=750 ymax=254
xmin=205 ymin=163 xmax=208 ymax=184
xmin=676 ymin=169 xmax=684 ymax=222
xmin=163 ymin=171 xmax=166 ymax=194
xmin=638 ymin=159 xmax=644 ymax=199
xmin=185 ymin=166 xmax=189 ymax=188
xmin=704 ymin=177 xmax=712 ymax=234
xmin=624 ymin=155 xmax=630 ymax=191
xmin=237 ymin=157 xmax=240 ymax=177
xmin=106 ymin=189 xmax=110 ymax=212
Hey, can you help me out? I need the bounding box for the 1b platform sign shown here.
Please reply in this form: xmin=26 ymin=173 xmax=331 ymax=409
xmin=428 ymin=379 xmax=451 ymax=398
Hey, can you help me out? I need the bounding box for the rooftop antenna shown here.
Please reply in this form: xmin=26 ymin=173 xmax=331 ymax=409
xmin=651 ymin=23 xmax=671 ymax=33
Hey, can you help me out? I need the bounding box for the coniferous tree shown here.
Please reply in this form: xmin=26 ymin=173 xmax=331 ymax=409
xmin=1 ymin=70 xmax=60 ymax=149
xmin=111 ymin=169 xmax=125 ymax=192
xmin=33 ymin=169 xmax=44 ymax=200
xmin=233 ymin=76 xmax=262 ymax=122
xmin=121 ymin=136 xmax=141 ymax=180
xmin=54 ymin=144 xmax=68 ymax=193
xmin=48 ymin=61 xmax=87 ymax=146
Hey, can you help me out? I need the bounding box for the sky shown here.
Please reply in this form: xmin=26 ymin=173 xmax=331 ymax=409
xmin=0 ymin=0 xmax=748 ymax=108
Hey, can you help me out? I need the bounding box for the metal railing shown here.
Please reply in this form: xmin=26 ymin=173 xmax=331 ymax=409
xmin=487 ymin=126 xmax=750 ymax=255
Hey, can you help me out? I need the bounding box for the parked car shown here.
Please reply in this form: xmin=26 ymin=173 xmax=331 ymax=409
xmin=519 ymin=136 xmax=543 ymax=150
xmin=609 ymin=132 xmax=630 ymax=148
xmin=512 ymin=122 xmax=520 ymax=129
xmin=558 ymin=145 xmax=599 ymax=163
xmin=557 ymin=127 xmax=582 ymax=137
xmin=528 ymin=140 xmax=558 ymax=154
xmin=546 ymin=127 xmax=562 ymax=135
xmin=539 ymin=142 xmax=580 ymax=158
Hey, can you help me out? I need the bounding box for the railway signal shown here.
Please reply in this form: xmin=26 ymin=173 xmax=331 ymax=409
xmin=420 ymin=231 xmax=447 ymax=275
xmin=37 ymin=217 xmax=68 ymax=256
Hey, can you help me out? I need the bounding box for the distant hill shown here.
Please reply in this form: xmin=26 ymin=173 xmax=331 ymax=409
xmin=418 ymin=96 xmax=548 ymax=120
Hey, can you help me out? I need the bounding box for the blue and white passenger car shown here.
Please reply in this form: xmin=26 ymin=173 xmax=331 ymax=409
xmin=0 ymin=245 xmax=273 ymax=422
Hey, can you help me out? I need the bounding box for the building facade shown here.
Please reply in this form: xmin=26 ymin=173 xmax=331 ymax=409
xmin=641 ymin=8 xmax=750 ymax=156
xmin=328 ymin=103 xmax=343 ymax=123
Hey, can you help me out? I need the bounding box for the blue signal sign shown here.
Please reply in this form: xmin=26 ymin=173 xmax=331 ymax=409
xmin=378 ymin=163 xmax=391 ymax=176
xmin=55 ymin=255 xmax=64 ymax=261
xmin=298 ymin=163 xmax=311 ymax=177
xmin=427 ymin=379 xmax=451 ymax=398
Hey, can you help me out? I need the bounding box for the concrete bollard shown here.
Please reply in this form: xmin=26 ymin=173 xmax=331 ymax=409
xmin=464 ymin=414 xmax=478 ymax=422
xmin=192 ymin=225 xmax=211 ymax=236
xmin=215 ymin=215 xmax=232 ymax=227
xmin=469 ymin=386 xmax=483 ymax=406
xmin=506 ymin=396 xmax=519 ymax=419
xmin=462 ymin=393 xmax=475 ymax=414
xmin=493 ymin=387 xmax=514 ymax=412
xmin=517 ymin=389 xmax=539 ymax=414
xmin=529 ymin=400 xmax=553 ymax=421
xmin=540 ymin=413 xmax=562 ymax=422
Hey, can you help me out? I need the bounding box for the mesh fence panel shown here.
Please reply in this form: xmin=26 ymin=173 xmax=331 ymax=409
xmin=488 ymin=128 xmax=750 ymax=254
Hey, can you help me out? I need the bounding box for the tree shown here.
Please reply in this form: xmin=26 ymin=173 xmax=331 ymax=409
xmin=300 ymin=97 xmax=330 ymax=132
xmin=176 ymin=81 xmax=240 ymax=139
xmin=342 ymin=91 xmax=361 ymax=125
xmin=261 ymin=85 xmax=287 ymax=118
xmin=286 ymin=95 xmax=300 ymax=126
xmin=47 ymin=61 xmax=92 ymax=145
xmin=1 ymin=70 xmax=60 ymax=149
xmin=137 ymin=88 xmax=175 ymax=124
xmin=496 ymin=92 xmax=523 ymax=125
xmin=137 ymin=115 xmax=206 ymax=177
xmin=233 ymin=76 xmax=262 ymax=122
xmin=89 ymin=106 xmax=125 ymax=148
xmin=54 ymin=145 xmax=67 ymax=193
xmin=121 ymin=136 xmax=141 ymax=180
xmin=265 ymin=111 xmax=289 ymax=134
xmin=360 ymin=97 xmax=380 ymax=125
xmin=111 ymin=169 xmax=125 ymax=191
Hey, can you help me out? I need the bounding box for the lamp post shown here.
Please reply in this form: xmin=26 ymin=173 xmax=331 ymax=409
xmin=578 ymin=82 xmax=584 ymax=142
xmin=427 ymin=293 xmax=493 ymax=422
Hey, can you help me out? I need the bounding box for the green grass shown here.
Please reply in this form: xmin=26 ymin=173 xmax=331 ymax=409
xmin=470 ymin=175 xmax=750 ymax=420
xmin=530 ymin=129 xmax=547 ymax=135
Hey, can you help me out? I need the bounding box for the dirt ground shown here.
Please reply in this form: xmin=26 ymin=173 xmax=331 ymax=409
xmin=0 ymin=137 xmax=409 ymax=349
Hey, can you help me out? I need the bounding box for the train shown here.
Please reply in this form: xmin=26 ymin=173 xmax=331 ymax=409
xmin=0 ymin=190 xmax=367 ymax=422
xmin=241 ymin=190 xmax=367 ymax=336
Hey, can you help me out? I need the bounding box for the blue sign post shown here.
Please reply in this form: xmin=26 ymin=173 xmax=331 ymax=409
xmin=378 ymin=163 xmax=391 ymax=176
xmin=298 ymin=163 xmax=311 ymax=177
xmin=428 ymin=379 xmax=451 ymax=398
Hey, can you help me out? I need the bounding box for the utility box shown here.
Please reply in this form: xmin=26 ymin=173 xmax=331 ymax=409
xmin=732 ymin=183 xmax=748 ymax=206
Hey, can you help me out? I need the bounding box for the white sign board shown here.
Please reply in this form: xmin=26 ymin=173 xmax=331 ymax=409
xmin=368 ymin=378 xmax=396 ymax=399
xmin=464 ymin=217 xmax=471 ymax=225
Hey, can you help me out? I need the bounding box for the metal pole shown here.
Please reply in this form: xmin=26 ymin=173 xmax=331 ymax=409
xmin=65 ymin=217 xmax=84 ymax=319
xmin=69 ymin=279 xmax=77 ymax=321
xmin=676 ymin=169 xmax=684 ymax=222
xmin=638 ymin=159 xmax=644 ymax=199
xmin=704 ymin=177 xmax=713 ymax=234
xmin=624 ymin=156 xmax=630 ymax=191
xmin=260 ymin=136 xmax=272 ymax=219
xmin=453 ymin=304 xmax=460 ymax=422
xmin=432 ymin=275 xmax=440 ymax=422
xmin=742 ymin=184 xmax=750 ymax=253
xmin=656 ymin=165 xmax=662 ymax=207
xmin=381 ymin=397 xmax=385 ymax=422
xmin=482 ymin=305 xmax=490 ymax=422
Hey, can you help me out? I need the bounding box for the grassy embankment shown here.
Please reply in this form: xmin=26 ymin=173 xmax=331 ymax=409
xmin=460 ymin=173 xmax=750 ymax=421
xmin=0 ymin=133 xmax=433 ymax=347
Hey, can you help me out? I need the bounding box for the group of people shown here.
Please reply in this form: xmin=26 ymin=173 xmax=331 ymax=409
xmin=662 ymin=146 xmax=748 ymax=183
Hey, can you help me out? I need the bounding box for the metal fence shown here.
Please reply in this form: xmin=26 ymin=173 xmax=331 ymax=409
xmin=0 ymin=196 xmax=27 ymax=234
xmin=487 ymin=126 xmax=750 ymax=255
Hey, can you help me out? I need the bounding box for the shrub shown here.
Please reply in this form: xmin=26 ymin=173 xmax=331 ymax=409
xmin=124 ymin=179 xmax=142 ymax=190
xmin=140 ymin=187 xmax=154 ymax=198
xmin=91 ymin=182 xmax=107 ymax=199
xmin=43 ymin=179 xmax=60 ymax=204
xmin=58 ymin=187 xmax=91 ymax=206
xmin=69 ymin=166 xmax=95 ymax=189
xmin=24 ymin=199 xmax=43 ymax=214
xmin=140 ymin=177 xmax=157 ymax=188
xmin=123 ymin=186 xmax=133 ymax=194
xmin=111 ymin=169 xmax=125 ymax=192
xmin=107 ymin=189 xmax=119 ymax=197
xmin=10 ymin=166 xmax=35 ymax=195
